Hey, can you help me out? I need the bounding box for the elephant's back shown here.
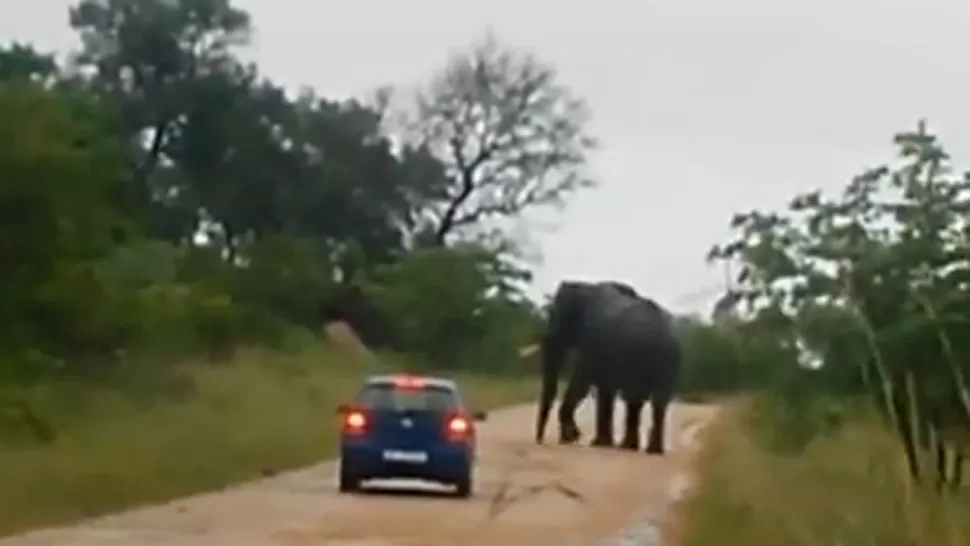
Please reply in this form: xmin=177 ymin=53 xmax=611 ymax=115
xmin=584 ymin=293 xmax=657 ymax=339
xmin=591 ymin=295 xmax=679 ymax=362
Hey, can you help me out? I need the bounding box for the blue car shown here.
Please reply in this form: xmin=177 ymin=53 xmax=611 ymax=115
xmin=336 ymin=374 xmax=488 ymax=498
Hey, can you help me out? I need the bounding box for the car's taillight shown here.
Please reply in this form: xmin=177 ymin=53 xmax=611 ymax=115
xmin=343 ymin=410 xmax=367 ymax=435
xmin=392 ymin=375 xmax=425 ymax=389
xmin=445 ymin=415 xmax=472 ymax=441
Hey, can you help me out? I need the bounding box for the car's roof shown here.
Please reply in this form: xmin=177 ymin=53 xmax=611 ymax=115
xmin=363 ymin=374 xmax=458 ymax=391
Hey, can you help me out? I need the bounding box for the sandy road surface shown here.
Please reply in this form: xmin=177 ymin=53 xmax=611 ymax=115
xmin=0 ymin=401 xmax=719 ymax=546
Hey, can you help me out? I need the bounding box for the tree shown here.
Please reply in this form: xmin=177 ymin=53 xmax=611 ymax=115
xmin=361 ymin=243 xmax=537 ymax=368
xmin=0 ymin=80 xmax=129 ymax=365
xmin=69 ymin=0 xmax=253 ymax=241
xmin=67 ymin=0 xmax=446 ymax=269
xmin=708 ymin=120 xmax=970 ymax=488
xmin=0 ymin=1 xmax=587 ymax=393
xmin=272 ymin=91 xmax=447 ymax=268
xmin=69 ymin=0 xmax=251 ymax=173
xmin=0 ymin=43 xmax=58 ymax=83
xmin=405 ymin=31 xmax=597 ymax=245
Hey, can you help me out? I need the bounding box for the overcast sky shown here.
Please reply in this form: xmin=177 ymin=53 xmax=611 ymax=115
xmin=5 ymin=0 xmax=970 ymax=314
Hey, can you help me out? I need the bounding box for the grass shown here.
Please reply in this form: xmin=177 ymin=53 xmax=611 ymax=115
xmin=0 ymin=341 xmax=536 ymax=537
xmin=679 ymin=399 xmax=970 ymax=546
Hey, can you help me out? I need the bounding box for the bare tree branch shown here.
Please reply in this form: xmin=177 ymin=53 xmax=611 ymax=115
xmin=409 ymin=31 xmax=597 ymax=245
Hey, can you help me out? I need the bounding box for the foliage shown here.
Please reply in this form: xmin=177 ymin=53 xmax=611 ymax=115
xmin=0 ymin=0 xmax=587 ymax=448
xmin=0 ymin=81 xmax=127 ymax=376
xmin=670 ymin=122 xmax=970 ymax=546
xmin=0 ymin=2 xmax=579 ymax=532
xmin=675 ymin=315 xmax=788 ymax=395
xmin=363 ymin=244 xmax=540 ymax=369
xmin=680 ymin=402 xmax=970 ymax=546
xmin=702 ymin=120 xmax=970 ymax=489
xmin=0 ymin=343 xmax=536 ymax=535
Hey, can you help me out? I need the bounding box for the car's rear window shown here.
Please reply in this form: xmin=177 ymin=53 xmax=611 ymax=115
xmin=356 ymin=383 xmax=459 ymax=412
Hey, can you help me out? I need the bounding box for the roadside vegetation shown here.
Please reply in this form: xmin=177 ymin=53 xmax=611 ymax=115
xmin=0 ymin=346 xmax=535 ymax=534
xmin=682 ymin=402 xmax=970 ymax=546
xmin=0 ymin=0 xmax=586 ymax=535
xmin=679 ymin=123 xmax=970 ymax=545
xmin=5 ymin=0 xmax=967 ymax=542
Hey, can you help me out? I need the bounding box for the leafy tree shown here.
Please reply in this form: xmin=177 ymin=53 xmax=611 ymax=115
xmin=362 ymin=244 xmax=538 ymax=370
xmin=0 ymin=80 xmax=130 ymax=439
xmin=0 ymin=0 xmax=595 ymax=443
xmin=0 ymin=82 xmax=128 ymax=360
xmin=708 ymin=120 xmax=970 ymax=488
xmin=68 ymin=0 xmax=451 ymax=269
xmin=69 ymin=0 xmax=251 ymax=181
xmin=403 ymin=31 xmax=597 ymax=245
xmin=270 ymin=92 xmax=447 ymax=267
xmin=0 ymin=43 xmax=58 ymax=83
xmin=68 ymin=0 xmax=262 ymax=244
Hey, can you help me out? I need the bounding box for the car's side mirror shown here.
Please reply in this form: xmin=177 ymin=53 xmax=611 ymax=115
xmin=471 ymin=410 xmax=488 ymax=422
xmin=336 ymin=402 xmax=352 ymax=414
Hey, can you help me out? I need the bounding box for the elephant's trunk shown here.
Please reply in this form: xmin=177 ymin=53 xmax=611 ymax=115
xmin=535 ymin=334 xmax=566 ymax=444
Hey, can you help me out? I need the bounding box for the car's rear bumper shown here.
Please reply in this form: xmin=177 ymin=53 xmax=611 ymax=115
xmin=340 ymin=440 xmax=473 ymax=483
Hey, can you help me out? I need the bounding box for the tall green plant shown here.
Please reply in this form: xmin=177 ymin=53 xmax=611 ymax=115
xmin=709 ymin=121 xmax=970 ymax=488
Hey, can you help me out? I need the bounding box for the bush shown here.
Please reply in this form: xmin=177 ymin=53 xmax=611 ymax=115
xmin=362 ymin=244 xmax=541 ymax=372
xmin=681 ymin=400 xmax=970 ymax=546
xmin=0 ymin=10 xmax=569 ymax=539
xmin=676 ymin=316 xmax=795 ymax=396
xmin=0 ymin=340 xmax=536 ymax=536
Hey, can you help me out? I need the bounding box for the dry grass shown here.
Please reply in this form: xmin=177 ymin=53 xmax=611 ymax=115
xmin=679 ymin=401 xmax=970 ymax=546
xmin=0 ymin=342 xmax=535 ymax=537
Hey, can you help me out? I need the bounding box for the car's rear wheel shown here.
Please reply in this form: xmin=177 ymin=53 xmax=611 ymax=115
xmin=453 ymin=472 xmax=473 ymax=498
xmin=338 ymin=462 xmax=361 ymax=493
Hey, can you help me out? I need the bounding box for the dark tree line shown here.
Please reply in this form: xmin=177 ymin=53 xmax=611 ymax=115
xmin=0 ymin=0 xmax=597 ymax=397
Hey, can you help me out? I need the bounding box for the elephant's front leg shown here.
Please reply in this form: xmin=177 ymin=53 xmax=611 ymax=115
xmin=590 ymin=386 xmax=617 ymax=447
xmin=620 ymin=397 xmax=644 ymax=451
xmin=557 ymin=367 xmax=590 ymax=445
xmin=646 ymin=392 xmax=672 ymax=455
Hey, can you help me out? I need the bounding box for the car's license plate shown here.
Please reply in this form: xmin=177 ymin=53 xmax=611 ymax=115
xmin=382 ymin=450 xmax=428 ymax=463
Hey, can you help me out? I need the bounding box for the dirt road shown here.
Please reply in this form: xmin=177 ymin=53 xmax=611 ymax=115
xmin=0 ymin=401 xmax=719 ymax=546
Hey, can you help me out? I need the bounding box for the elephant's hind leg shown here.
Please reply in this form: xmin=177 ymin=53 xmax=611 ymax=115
xmin=620 ymin=397 xmax=645 ymax=451
xmin=590 ymin=386 xmax=617 ymax=447
xmin=646 ymin=391 xmax=672 ymax=455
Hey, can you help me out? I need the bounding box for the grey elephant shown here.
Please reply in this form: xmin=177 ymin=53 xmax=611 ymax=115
xmin=534 ymin=280 xmax=681 ymax=454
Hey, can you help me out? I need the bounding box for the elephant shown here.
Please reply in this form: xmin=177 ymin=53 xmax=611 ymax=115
xmin=534 ymin=280 xmax=681 ymax=454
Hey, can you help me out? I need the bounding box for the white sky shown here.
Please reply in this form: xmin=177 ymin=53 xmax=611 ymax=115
xmin=5 ymin=0 xmax=970 ymax=314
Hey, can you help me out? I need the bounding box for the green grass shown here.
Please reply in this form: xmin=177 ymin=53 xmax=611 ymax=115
xmin=680 ymin=400 xmax=970 ymax=546
xmin=0 ymin=342 xmax=536 ymax=536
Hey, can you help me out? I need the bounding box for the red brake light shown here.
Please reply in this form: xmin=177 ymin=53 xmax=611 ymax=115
xmin=343 ymin=410 xmax=367 ymax=435
xmin=392 ymin=375 xmax=425 ymax=389
xmin=446 ymin=415 xmax=472 ymax=441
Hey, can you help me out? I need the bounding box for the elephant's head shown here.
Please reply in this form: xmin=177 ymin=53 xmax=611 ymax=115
xmin=535 ymin=280 xmax=598 ymax=443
